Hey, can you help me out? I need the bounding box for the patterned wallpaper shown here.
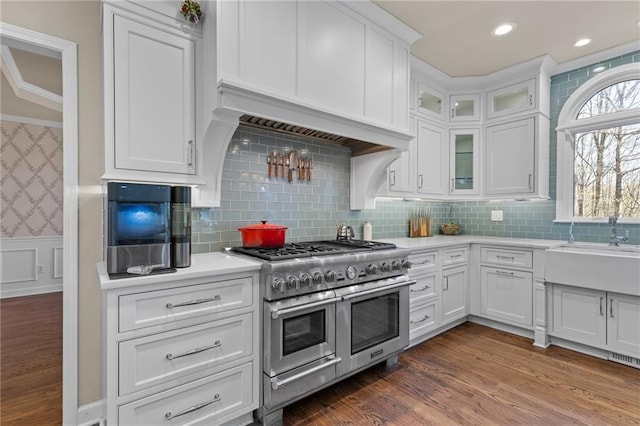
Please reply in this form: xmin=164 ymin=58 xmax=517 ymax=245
xmin=1 ymin=120 xmax=63 ymax=237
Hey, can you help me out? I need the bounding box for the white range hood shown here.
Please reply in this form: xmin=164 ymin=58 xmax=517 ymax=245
xmin=193 ymin=0 xmax=421 ymax=210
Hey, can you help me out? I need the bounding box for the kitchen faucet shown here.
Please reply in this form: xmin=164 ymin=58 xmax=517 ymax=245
xmin=567 ymin=222 xmax=575 ymax=244
xmin=608 ymin=215 xmax=629 ymax=246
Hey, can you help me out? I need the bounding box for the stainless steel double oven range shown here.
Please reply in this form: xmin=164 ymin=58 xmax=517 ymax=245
xmin=232 ymin=240 xmax=414 ymax=425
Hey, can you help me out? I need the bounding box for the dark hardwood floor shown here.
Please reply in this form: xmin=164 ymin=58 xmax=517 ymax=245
xmin=1 ymin=292 xmax=62 ymax=426
xmin=284 ymin=323 xmax=640 ymax=425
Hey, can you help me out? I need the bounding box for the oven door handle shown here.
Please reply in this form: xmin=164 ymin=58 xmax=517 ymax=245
xmin=270 ymin=297 xmax=341 ymax=319
xmin=270 ymin=356 xmax=342 ymax=390
xmin=340 ymin=280 xmax=415 ymax=301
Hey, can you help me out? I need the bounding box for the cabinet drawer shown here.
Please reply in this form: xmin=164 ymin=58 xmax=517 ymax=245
xmin=442 ymin=246 xmax=468 ymax=266
xmin=118 ymin=362 xmax=254 ymax=425
xmin=481 ymin=247 xmax=532 ymax=268
xmin=118 ymin=277 xmax=253 ymax=332
xmin=409 ymin=271 xmax=438 ymax=305
xmin=119 ymin=313 xmax=253 ymax=396
xmin=409 ymin=300 xmax=439 ymax=341
xmin=408 ymin=250 xmax=439 ymax=272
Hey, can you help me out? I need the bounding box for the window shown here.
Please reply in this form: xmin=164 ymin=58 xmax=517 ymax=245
xmin=556 ymin=63 xmax=640 ymax=222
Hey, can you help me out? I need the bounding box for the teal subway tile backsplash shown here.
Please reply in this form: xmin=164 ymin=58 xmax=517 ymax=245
xmin=193 ymin=51 xmax=640 ymax=253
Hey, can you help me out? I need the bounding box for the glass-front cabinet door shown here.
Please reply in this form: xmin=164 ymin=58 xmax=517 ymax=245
xmin=449 ymin=94 xmax=480 ymax=122
xmin=417 ymin=82 xmax=446 ymax=121
xmin=487 ymin=79 xmax=536 ymax=119
xmin=449 ymin=129 xmax=479 ymax=195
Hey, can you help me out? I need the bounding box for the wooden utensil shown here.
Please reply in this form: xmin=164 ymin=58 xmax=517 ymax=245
xmin=299 ymin=157 xmax=305 ymax=181
xmin=308 ymin=158 xmax=312 ymax=181
xmin=267 ymin=154 xmax=272 ymax=178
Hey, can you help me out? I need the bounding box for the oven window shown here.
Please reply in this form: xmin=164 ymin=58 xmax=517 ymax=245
xmin=282 ymin=310 xmax=326 ymax=356
xmin=351 ymin=292 xmax=399 ymax=355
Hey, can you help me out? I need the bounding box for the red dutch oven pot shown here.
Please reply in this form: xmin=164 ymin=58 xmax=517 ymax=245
xmin=238 ymin=221 xmax=288 ymax=248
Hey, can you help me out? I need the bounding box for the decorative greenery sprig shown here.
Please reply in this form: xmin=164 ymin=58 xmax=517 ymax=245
xmin=180 ymin=0 xmax=203 ymax=24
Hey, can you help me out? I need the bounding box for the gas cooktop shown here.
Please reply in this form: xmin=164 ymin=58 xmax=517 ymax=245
xmin=232 ymin=240 xmax=396 ymax=261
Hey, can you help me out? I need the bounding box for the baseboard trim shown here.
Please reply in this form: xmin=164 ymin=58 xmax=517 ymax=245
xmin=77 ymin=400 xmax=104 ymax=426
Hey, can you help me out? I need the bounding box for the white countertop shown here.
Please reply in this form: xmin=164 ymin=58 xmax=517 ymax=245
xmin=98 ymin=252 xmax=262 ymax=291
xmin=379 ymin=235 xmax=564 ymax=250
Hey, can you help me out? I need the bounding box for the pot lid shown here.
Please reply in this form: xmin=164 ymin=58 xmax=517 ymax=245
xmin=238 ymin=220 xmax=287 ymax=230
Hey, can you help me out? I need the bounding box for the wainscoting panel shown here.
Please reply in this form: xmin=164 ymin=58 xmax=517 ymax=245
xmin=0 ymin=237 xmax=63 ymax=298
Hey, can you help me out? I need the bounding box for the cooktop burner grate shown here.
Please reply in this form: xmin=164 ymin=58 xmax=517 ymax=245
xmin=231 ymin=240 xmax=396 ymax=261
xmin=232 ymin=242 xmax=346 ymax=261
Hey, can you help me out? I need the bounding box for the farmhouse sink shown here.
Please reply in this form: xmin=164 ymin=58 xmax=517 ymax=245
xmin=545 ymin=243 xmax=640 ymax=296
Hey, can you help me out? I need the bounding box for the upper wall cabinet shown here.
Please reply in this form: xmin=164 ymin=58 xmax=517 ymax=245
xmin=416 ymin=82 xmax=446 ymax=121
xmin=485 ymin=115 xmax=550 ymax=199
xmin=487 ymin=79 xmax=536 ymax=120
xmin=217 ymin=0 xmax=417 ymax=133
xmin=449 ymin=94 xmax=481 ymax=122
xmin=102 ymin=2 xmax=204 ymax=185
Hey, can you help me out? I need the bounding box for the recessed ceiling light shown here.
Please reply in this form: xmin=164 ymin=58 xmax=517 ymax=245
xmin=492 ymin=23 xmax=515 ymax=36
xmin=574 ymin=38 xmax=591 ymax=47
xmin=593 ymin=65 xmax=606 ymax=73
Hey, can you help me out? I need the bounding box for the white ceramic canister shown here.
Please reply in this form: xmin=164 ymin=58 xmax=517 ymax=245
xmin=363 ymin=221 xmax=372 ymax=240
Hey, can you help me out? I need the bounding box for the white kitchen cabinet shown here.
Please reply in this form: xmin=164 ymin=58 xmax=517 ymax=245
xmin=551 ymin=285 xmax=607 ymax=348
xmin=449 ymin=93 xmax=480 ymax=122
xmin=409 ymin=270 xmax=439 ymax=305
xmin=416 ymin=82 xmax=446 ymax=121
xmin=487 ymin=79 xmax=536 ymax=119
xmin=485 ymin=117 xmax=536 ymax=196
xmin=386 ymin=116 xmax=416 ymax=194
xmin=480 ymin=267 xmax=533 ymax=326
xmin=417 ymin=120 xmax=447 ymax=196
xmin=449 ymin=128 xmax=480 ymax=195
xmin=99 ymin=263 xmax=260 ymax=426
xmin=219 ymin=0 xmax=416 ymax=132
xmin=409 ymin=299 xmax=440 ymax=342
xmin=103 ymin=3 xmax=203 ymax=185
xmin=381 ymin=117 xmax=446 ymax=197
xmin=442 ymin=265 xmax=468 ymax=323
xmin=552 ymin=285 xmax=640 ymax=358
xmin=607 ymin=293 xmax=640 ymax=358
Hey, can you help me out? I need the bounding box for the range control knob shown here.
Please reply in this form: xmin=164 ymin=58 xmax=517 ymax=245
xmin=325 ymin=270 xmax=336 ymax=283
xmin=366 ymin=264 xmax=379 ymax=275
xmin=381 ymin=262 xmax=391 ymax=273
xmin=287 ymin=275 xmax=300 ymax=290
xmin=313 ymin=272 xmax=323 ymax=285
xmin=402 ymin=259 xmax=412 ymax=269
xmin=391 ymin=260 xmax=401 ymax=271
xmin=300 ymin=273 xmax=313 ymax=288
xmin=346 ymin=265 xmax=358 ymax=280
xmin=272 ymin=278 xmax=285 ymax=293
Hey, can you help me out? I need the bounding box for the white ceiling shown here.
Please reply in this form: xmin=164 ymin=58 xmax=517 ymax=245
xmin=374 ymin=1 xmax=640 ymax=77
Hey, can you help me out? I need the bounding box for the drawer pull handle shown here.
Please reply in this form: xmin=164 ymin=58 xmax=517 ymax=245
xmin=450 ymin=254 xmax=462 ymax=259
xmin=496 ymin=255 xmax=515 ymax=261
xmin=164 ymin=393 xmax=221 ymax=420
xmin=166 ymin=340 xmax=222 ymax=360
xmin=166 ymin=295 xmax=221 ymax=309
xmin=610 ymin=298 xmax=614 ymax=318
xmin=410 ymin=285 xmax=431 ymax=293
xmin=599 ymin=297 xmax=604 ymax=316
xmin=496 ymin=270 xmax=514 ymax=276
xmin=271 ymin=356 xmax=341 ymax=390
xmin=412 ymin=259 xmax=432 ymax=265
xmin=411 ymin=314 xmax=431 ymax=324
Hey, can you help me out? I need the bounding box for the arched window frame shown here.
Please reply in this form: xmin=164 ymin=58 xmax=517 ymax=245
xmin=555 ymin=63 xmax=640 ymax=223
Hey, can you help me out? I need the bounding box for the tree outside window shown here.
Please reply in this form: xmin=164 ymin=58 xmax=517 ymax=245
xmin=573 ymin=80 xmax=640 ymax=219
